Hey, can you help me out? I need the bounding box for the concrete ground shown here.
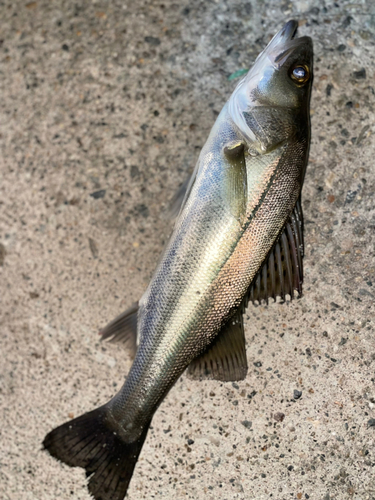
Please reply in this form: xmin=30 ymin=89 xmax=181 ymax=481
xmin=1 ymin=0 xmax=374 ymax=499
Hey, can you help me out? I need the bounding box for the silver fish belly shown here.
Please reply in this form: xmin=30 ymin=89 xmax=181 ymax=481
xmin=44 ymin=20 xmax=313 ymax=500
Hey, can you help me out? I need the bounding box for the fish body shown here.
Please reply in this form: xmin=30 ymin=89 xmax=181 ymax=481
xmin=44 ymin=21 xmax=313 ymax=500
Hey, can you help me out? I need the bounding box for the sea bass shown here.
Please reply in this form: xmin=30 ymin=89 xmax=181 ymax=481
xmin=44 ymin=20 xmax=313 ymax=500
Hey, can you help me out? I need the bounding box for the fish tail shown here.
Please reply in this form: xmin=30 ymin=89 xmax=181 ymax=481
xmin=43 ymin=405 xmax=149 ymax=500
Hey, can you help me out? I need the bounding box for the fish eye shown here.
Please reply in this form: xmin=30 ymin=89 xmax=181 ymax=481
xmin=290 ymin=64 xmax=310 ymax=85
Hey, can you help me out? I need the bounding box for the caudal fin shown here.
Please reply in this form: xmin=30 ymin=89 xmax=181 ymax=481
xmin=43 ymin=406 xmax=149 ymax=500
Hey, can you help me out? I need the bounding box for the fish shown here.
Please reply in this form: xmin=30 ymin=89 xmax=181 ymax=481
xmin=43 ymin=20 xmax=313 ymax=500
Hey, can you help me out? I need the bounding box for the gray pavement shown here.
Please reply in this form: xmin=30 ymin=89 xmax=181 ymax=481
xmin=1 ymin=1 xmax=374 ymax=499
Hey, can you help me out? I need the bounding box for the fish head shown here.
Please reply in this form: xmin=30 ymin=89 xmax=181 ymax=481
xmin=228 ymin=20 xmax=313 ymax=153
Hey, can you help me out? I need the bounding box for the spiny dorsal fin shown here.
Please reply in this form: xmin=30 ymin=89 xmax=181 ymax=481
xmin=101 ymin=200 xmax=303 ymax=359
xmin=187 ymin=309 xmax=248 ymax=382
xmin=100 ymin=302 xmax=138 ymax=356
xmin=248 ymin=198 xmax=304 ymax=304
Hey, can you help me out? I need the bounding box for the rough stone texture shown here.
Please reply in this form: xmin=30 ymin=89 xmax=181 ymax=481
xmin=1 ymin=1 xmax=374 ymax=499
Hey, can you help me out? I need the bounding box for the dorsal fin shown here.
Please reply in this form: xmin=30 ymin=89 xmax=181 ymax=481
xmin=187 ymin=308 xmax=248 ymax=382
xmin=248 ymin=197 xmax=304 ymax=304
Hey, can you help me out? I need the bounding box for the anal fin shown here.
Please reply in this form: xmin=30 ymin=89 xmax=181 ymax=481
xmin=100 ymin=302 xmax=138 ymax=356
xmin=187 ymin=309 xmax=248 ymax=382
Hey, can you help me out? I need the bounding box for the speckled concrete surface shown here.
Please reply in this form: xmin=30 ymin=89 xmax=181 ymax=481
xmin=1 ymin=1 xmax=375 ymax=499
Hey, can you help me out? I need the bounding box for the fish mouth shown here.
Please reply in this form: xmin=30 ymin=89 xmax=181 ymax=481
xmin=268 ymin=20 xmax=299 ymax=48
xmin=227 ymin=21 xmax=312 ymax=142
xmin=263 ymin=20 xmax=311 ymax=68
xmin=247 ymin=20 xmax=311 ymax=82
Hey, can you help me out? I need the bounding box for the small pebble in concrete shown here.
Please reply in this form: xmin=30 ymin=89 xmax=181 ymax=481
xmin=241 ymin=420 xmax=252 ymax=429
xmin=293 ymin=390 xmax=302 ymax=400
xmin=90 ymin=189 xmax=106 ymax=199
xmin=0 ymin=243 xmax=6 ymax=266
xmin=353 ymin=68 xmax=366 ymax=79
xmin=144 ymin=36 xmax=161 ymax=46
xmin=274 ymin=412 xmax=285 ymax=422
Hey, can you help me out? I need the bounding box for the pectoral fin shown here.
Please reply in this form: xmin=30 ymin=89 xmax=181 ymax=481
xmin=248 ymin=198 xmax=304 ymax=304
xmin=223 ymin=142 xmax=247 ymax=222
xmin=165 ymin=141 xmax=248 ymax=223
xmin=187 ymin=309 xmax=248 ymax=382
